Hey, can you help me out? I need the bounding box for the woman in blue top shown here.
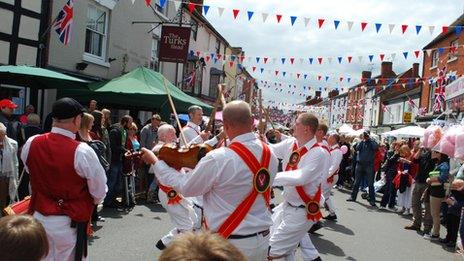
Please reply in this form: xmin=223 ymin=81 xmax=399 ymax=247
xmin=127 ymin=122 xmax=141 ymax=151
xmin=426 ymin=150 xmax=450 ymax=241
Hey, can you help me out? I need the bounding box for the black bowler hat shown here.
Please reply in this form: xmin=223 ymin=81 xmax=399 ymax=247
xmin=51 ymin=98 xmax=86 ymax=120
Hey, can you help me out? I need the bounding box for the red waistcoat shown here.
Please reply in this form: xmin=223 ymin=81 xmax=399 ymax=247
xmin=27 ymin=133 xmax=94 ymax=222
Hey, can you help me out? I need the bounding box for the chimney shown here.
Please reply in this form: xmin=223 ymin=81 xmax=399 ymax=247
xmin=412 ymin=63 xmax=419 ymax=77
xmin=307 ymin=95 xmax=312 ymax=100
xmin=329 ymin=90 xmax=339 ymax=98
xmin=315 ymin=91 xmax=321 ymax=98
xmin=381 ymin=61 xmax=393 ymax=77
xmin=361 ymin=71 xmax=372 ymax=81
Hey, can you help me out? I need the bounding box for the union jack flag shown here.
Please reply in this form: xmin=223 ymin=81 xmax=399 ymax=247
xmin=54 ymin=0 xmax=74 ymax=45
xmin=432 ymin=66 xmax=447 ymax=112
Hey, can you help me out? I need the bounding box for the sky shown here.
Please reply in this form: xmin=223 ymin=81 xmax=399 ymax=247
xmin=202 ymin=0 xmax=464 ymax=106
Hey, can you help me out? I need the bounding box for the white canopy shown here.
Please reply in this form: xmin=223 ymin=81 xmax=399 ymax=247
xmin=382 ymin=126 xmax=425 ymax=138
xmin=339 ymin=124 xmax=355 ymax=134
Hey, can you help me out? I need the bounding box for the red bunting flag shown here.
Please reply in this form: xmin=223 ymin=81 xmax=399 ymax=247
xmin=264 ymin=57 xmax=268 ymax=64
xmin=196 ymin=51 xmax=200 ymax=57
xmin=414 ymin=50 xmax=420 ymax=58
xmin=361 ymin=22 xmax=367 ymax=31
xmin=340 ymin=77 xmax=344 ymax=82
xmin=205 ymin=56 xmax=210 ymax=62
xmin=275 ymin=70 xmax=279 ymax=76
xmin=290 ymin=57 xmax=295 ymax=64
xmin=318 ymin=19 xmax=325 ymax=28
xmin=317 ymin=57 xmax=323 ymax=64
xmin=347 ymin=56 xmax=352 ymax=63
xmin=442 ymin=26 xmax=448 ymax=34
xmin=379 ymin=54 xmax=385 ymax=61
xmin=317 ymin=75 xmax=322 ymax=81
xmin=145 ymin=0 xmax=151 ymax=6
xmin=217 ymin=54 xmax=222 ymax=60
xmin=276 ymin=14 xmax=282 ymax=23
xmin=240 ymin=55 xmax=245 ymax=62
xmin=229 ymin=61 xmax=234 ymax=67
xmin=252 ymin=66 xmax=256 ymax=72
xmin=401 ymin=25 xmax=408 ymax=34
xmin=297 ymin=73 xmax=300 ymax=78
xmin=187 ymin=3 xmax=195 ymax=13
xmin=232 ymin=9 xmax=240 ymax=19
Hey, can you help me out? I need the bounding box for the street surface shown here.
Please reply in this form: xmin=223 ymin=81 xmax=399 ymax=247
xmin=89 ymin=189 xmax=459 ymax=261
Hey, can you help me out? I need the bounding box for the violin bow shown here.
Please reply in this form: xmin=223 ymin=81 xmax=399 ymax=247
xmin=162 ymin=77 xmax=189 ymax=148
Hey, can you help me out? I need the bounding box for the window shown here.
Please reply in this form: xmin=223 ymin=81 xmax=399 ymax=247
xmin=215 ymin=40 xmax=220 ymax=54
xmin=431 ymin=50 xmax=439 ymax=68
xmin=85 ymin=5 xmax=108 ymax=60
xmin=150 ymin=38 xmax=159 ymax=71
xmin=209 ymin=73 xmax=220 ymax=98
xmin=191 ymin=19 xmax=198 ymax=41
xmin=449 ymin=39 xmax=459 ymax=61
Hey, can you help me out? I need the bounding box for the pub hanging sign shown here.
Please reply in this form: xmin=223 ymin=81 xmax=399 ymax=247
xmin=159 ymin=26 xmax=191 ymax=63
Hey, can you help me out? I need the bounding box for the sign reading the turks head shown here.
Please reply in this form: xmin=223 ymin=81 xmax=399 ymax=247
xmin=159 ymin=26 xmax=191 ymax=63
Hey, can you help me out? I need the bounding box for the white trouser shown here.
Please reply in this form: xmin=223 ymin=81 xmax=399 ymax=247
xmin=269 ymin=203 xmax=317 ymax=260
xmin=158 ymin=191 xmax=197 ymax=245
xmin=323 ymin=179 xmax=337 ymax=215
xmin=191 ymin=196 xmax=203 ymax=230
xmin=34 ymin=212 xmax=82 ymax=261
xmin=228 ymin=233 xmax=270 ymax=261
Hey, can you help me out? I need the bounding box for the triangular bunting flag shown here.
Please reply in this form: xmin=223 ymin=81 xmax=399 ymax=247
xmin=358 ymin=56 xmax=363 ymax=63
xmin=361 ymin=22 xmax=368 ymax=32
xmin=340 ymin=77 xmax=344 ymax=82
xmin=403 ymin=52 xmax=408 ymax=59
xmin=232 ymin=9 xmax=240 ymax=19
xmin=159 ymin=0 xmax=166 ymax=8
xmin=203 ymin=5 xmax=210 ymax=15
xmin=173 ymin=1 xmax=181 ymax=11
xmin=415 ymin=25 xmax=422 ymax=35
xmin=429 ymin=25 xmax=435 ymax=35
xmin=304 ymin=74 xmax=308 ymax=79
xmin=375 ymin=23 xmax=382 ymax=33
xmin=262 ymin=13 xmax=269 ymax=23
xmin=388 ymin=24 xmax=395 ymax=34
xmin=290 ymin=57 xmax=295 ymax=64
xmin=276 ymin=14 xmax=282 ymax=23
xmin=217 ymin=7 xmax=224 ymax=17
xmin=318 ymin=19 xmax=325 ymax=28
xmin=252 ymin=66 xmax=256 ymax=72
xmin=229 ymin=61 xmax=234 ymax=68
xmin=368 ymin=55 xmax=374 ymax=62
xmin=347 ymin=21 xmax=354 ymax=31
xmin=401 ymin=24 xmax=408 ymax=34
xmin=426 ymin=49 xmax=432 ymax=57
xmin=347 ymin=56 xmax=352 ymax=63
xmin=304 ymin=18 xmax=310 ymax=27
xmin=272 ymin=58 xmax=277 ymax=64
xmin=260 ymin=68 xmax=264 ymax=73
xmin=297 ymin=73 xmax=300 ymax=78
xmin=309 ymin=58 xmax=314 ymax=64
xmin=414 ymin=50 xmax=420 ymax=58
xmin=325 ymin=76 xmax=329 ymax=81
xmin=275 ymin=70 xmax=279 ymax=76
xmin=247 ymin=11 xmax=254 ymax=21
xmin=380 ymin=54 xmax=385 ymax=61
xmin=263 ymin=57 xmax=268 ymax=64
xmin=299 ymin=58 xmax=304 ymax=64
xmin=256 ymin=57 xmax=260 ymax=63
xmin=442 ymin=26 xmax=448 ymax=34
xmin=337 ymin=57 xmax=342 ymax=63
xmin=328 ymin=57 xmax=333 ymax=64
xmin=281 ymin=58 xmax=286 ymax=64
xmin=334 ymin=20 xmax=340 ymax=30
xmin=391 ymin=53 xmax=396 ymax=60
xmin=317 ymin=57 xmax=323 ymax=64
xmin=438 ymin=47 xmax=445 ymax=55
xmin=317 ymin=75 xmax=322 ymax=81
xmin=145 ymin=0 xmax=151 ymax=6
xmin=456 ymin=26 xmax=463 ymax=36
xmin=347 ymin=77 xmax=351 ymax=82
xmin=282 ymin=72 xmax=286 ymax=77
xmin=290 ymin=16 xmax=297 ymax=26
xmin=205 ymin=55 xmax=210 ymax=62
xmin=188 ymin=3 xmax=195 ymax=13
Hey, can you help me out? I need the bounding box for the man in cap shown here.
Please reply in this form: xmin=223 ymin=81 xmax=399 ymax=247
xmin=0 ymin=99 xmax=22 ymax=144
xmin=21 ymin=97 xmax=107 ymax=261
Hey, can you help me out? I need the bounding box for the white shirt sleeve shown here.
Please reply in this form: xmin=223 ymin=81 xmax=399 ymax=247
xmin=328 ymin=150 xmax=343 ymax=177
xmin=74 ymin=144 xmax=108 ymax=204
xmin=20 ymin=135 xmax=39 ymax=173
xmin=154 ymin=153 xmax=220 ymax=197
xmin=268 ymin=138 xmax=294 ymax=160
xmin=273 ymin=149 xmax=325 ymax=187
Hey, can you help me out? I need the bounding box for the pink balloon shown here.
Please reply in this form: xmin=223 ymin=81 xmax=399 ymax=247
xmin=341 ymin=145 xmax=348 ymax=155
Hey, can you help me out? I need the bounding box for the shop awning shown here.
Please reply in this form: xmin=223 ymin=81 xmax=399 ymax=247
xmin=0 ymin=65 xmax=88 ymax=89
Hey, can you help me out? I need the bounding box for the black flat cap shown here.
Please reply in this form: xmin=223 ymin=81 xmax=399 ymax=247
xmin=51 ymin=97 xmax=86 ymax=120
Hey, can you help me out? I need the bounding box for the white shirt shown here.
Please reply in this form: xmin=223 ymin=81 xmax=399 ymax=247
xmin=154 ymin=132 xmax=279 ymax=235
xmin=270 ymin=137 xmax=330 ymax=206
xmin=180 ymin=121 xmax=218 ymax=147
xmin=21 ymin=127 xmax=108 ymax=206
xmin=328 ymin=145 xmax=343 ymax=179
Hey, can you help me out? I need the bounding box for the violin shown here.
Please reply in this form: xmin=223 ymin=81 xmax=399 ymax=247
xmin=158 ymin=143 xmax=213 ymax=170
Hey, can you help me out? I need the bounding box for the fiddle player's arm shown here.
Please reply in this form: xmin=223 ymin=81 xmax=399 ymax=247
xmin=141 ymin=148 xmax=218 ymax=197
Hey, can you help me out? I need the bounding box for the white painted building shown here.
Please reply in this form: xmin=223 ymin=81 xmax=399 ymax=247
xmin=329 ymin=93 xmax=348 ymax=129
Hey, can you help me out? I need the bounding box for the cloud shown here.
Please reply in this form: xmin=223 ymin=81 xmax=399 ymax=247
xmin=203 ymin=0 xmax=463 ymax=105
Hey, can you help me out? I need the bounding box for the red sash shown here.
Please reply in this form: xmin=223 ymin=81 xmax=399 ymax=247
xmin=286 ymin=143 xmax=323 ymax=222
xmin=327 ymin=146 xmax=340 ymax=184
xmin=216 ymin=141 xmax=272 ymax=239
xmin=158 ymin=184 xmax=182 ymax=205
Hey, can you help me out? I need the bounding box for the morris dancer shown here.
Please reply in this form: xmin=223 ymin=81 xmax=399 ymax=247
xmin=323 ymin=132 xmax=343 ymax=221
xmin=142 ymin=101 xmax=279 ymax=261
xmin=268 ymin=113 xmax=330 ymax=261
xmin=152 ymin=124 xmax=198 ymax=250
xmin=21 ymin=98 xmax=107 ymax=261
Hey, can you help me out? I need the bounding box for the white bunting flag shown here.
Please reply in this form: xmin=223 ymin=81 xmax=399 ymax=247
xmin=388 ymin=24 xmax=395 ymax=34
xmin=358 ymin=56 xmax=363 ymax=63
xmin=218 ymin=7 xmax=224 ymax=17
xmin=262 ymin=13 xmax=269 ymax=23
xmin=131 ymin=0 xmax=135 ymax=4
xmin=426 ymin=49 xmax=432 ymax=57
xmin=428 ymin=25 xmax=435 ymax=35
xmin=304 ymin=17 xmax=310 ymax=27
xmin=173 ymin=0 xmax=181 ymax=11
xmin=391 ymin=53 xmax=396 ymax=60
xmin=347 ymin=21 xmax=354 ymax=31
xmin=272 ymin=57 xmax=277 ymax=64
xmin=328 ymin=57 xmax=333 ymax=64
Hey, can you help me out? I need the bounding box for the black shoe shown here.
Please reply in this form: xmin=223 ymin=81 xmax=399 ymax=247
xmin=308 ymin=221 xmax=323 ymax=234
xmin=312 ymin=257 xmax=322 ymax=261
xmin=369 ymin=201 xmax=377 ymax=207
xmin=155 ymin=239 xmax=166 ymax=250
xmin=446 ymin=241 xmax=456 ymax=248
xmin=323 ymin=214 xmax=337 ymax=221
xmin=439 ymin=238 xmax=450 ymax=244
xmin=346 ymin=198 xmax=356 ymax=202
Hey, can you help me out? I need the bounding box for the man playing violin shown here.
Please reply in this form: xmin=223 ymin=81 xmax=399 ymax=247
xmin=151 ymin=124 xmax=199 ymax=250
xmin=141 ymin=101 xmax=279 ymax=261
xmin=267 ymin=113 xmax=330 ymax=261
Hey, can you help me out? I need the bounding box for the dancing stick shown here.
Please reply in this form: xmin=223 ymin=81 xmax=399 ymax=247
xmin=162 ymin=77 xmax=189 ymax=148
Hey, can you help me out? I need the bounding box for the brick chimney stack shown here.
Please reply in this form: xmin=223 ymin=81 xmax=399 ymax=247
xmin=412 ymin=63 xmax=420 ymax=77
xmin=381 ymin=62 xmax=393 ymax=78
xmin=361 ymin=71 xmax=372 ymax=82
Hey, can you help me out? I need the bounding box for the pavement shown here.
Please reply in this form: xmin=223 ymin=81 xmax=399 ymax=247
xmin=89 ymin=188 xmax=461 ymax=261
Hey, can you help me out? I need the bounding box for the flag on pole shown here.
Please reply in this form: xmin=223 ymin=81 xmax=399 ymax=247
xmin=433 ymin=66 xmax=447 ymax=112
xmin=54 ymin=0 xmax=74 ymax=45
